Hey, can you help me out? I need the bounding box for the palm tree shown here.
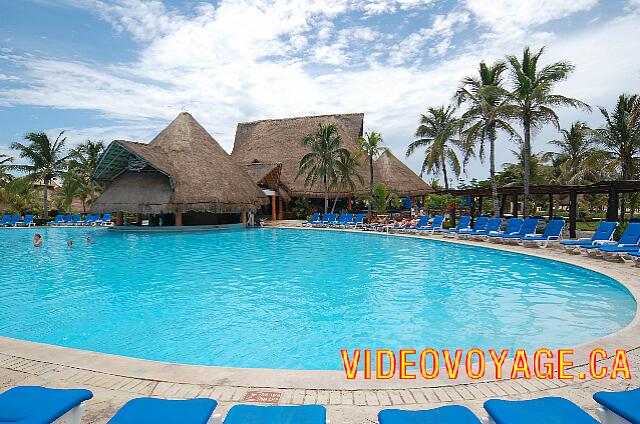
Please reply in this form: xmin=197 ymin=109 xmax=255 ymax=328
xmin=2 ymin=177 xmax=39 ymax=213
xmin=10 ymin=131 xmax=69 ymax=217
xmin=0 ymin=154 xmax=14 ymax=184
xmin=456 ymin=61 xmax=519 ymax=216
xmin=329 ymin=152 xmax=364 ymax=213
xmin=406 ymin=105 xmax=463 ymax=189
xmin=548 ymin=121 xmax=603 ymax=183
xmin=68 ymin=140 xmax=105 ymax=205
xmin=358 ymin=131 xmax=385 ymax=216
xmin=55 ymin=174 xmax=82 ymax=213
xmin=365 ymin=183 xmax=400 ymax=215
xmin=591 ymin=94 xmax=640 ymax=219
xmin=506 ymin=46 xmax=590 ymax=215
xmin=297 ymin=123 xmax=350 ymax=213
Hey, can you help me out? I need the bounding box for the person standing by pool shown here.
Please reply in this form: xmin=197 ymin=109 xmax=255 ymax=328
xmin=33 ymin=234 xmax=43 ymax=247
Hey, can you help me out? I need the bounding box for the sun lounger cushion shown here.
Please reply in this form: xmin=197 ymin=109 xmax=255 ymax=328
xmin=0 ymin=385 xmax=93 ymax=424
xmin=594 ymin=387 xmax=640 ymax=424
xmin=108 ymin=398 xmax=218 ymax=424
xmin=224 ymin=404 xmax=326 ymax=424
xmin=484 ymin=397 xmax=598 ymax=424
xmin=378 ymin=405 xmax=482 ymax=424
xmin=598 ymin=245 xmax=640 ymax=253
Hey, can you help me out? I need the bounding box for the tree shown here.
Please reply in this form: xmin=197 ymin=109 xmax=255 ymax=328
xmin=55 ymin=173 xmax=82 ymax=213
xmin=296 ymin=123 xmax=350 ymax=213
xmin=10 ymin=131 xmax=69 ymax=217
xmin=548 ymin=121 xmax=603 ymax=184
xmin=0 ymin=154 xmax=14 ymax=185
xmin=2 ymin=177 xmax=39 ymax=213
xmin=591 ymin=94 xmax=640 ymax=219
xmin=406 ymin=105 xmax=463 ymax=189
xmin=68 ymin=140 xmax=106 ymax=205
xmin=456 ymin=61 xmax=519 ymax=217
xmin=506 ymin=46 xmax=590 ymax=215
xmin=329 ymin=152 xmax=364 ymax=213
xmin=363 ymin=183 xmax=400 ymax=215
xmin=358 ymin=131 xmax=385 ymax=216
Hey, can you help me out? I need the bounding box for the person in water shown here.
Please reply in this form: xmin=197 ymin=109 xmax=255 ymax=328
xmin=33 ymin=234 xmax=43 ymax=247
xmin=86 ymin=236 xmax=95 ymax=244
xmin=67 ymin=240 xmax=73 ymax=247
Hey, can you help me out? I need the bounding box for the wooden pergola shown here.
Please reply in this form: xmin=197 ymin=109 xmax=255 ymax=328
xmin=436 ymin=180 xmax=640 ymax=238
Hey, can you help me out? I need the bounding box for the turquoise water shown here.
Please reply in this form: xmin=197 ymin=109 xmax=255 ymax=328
xmin=0 ymin=227 xmax=635 ymax=370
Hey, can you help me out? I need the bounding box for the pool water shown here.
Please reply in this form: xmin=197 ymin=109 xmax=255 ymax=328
xmin=0 ymin=227 xmax=635 ymax=370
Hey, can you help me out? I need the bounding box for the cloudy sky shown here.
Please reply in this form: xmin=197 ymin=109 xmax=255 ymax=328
xmin=1 ymin=0 xmax=639 ymax=185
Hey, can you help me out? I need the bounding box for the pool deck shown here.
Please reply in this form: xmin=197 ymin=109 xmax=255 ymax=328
xmin=1 ymin=221 xmax=640 ymax=423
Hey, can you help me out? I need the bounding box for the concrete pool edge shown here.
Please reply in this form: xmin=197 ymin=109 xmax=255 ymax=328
xmin=1 ymin=224 xmax=639 ymax=391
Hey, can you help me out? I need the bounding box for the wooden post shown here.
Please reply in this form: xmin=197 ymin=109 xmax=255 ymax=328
xmin=499 ymin=195 xmax=506 ymax=217
xmin=478 ymin=196 xmax=483 ymax=216
xmin=470 ymin=196 xmax=476 ymax=217
xmin=606 ymin=186 xmax=619 ymax=222
xmin=271 ymin=195 xmax=277 ymax=222
xmin=569 ymin=189 xmax=577 ymax=238
xmin=116 ymin=211 xmax=124 ymax=226
xmin=450 ymin=206 xmax=456 ymax=227
xmin=278 ymin=195 xmax=283 ymax=220
xmin=241 ymin=208 xmax=247 ymax=225
xmin=347 ymin=196 xmax=352 ymax=210
xmin=175 ymin=212 xmax=183 ymax=226
xmin=511 ymin=194 xmax=518 ymax=217
xmin=548 ymin=193 xmax=554 ymax=221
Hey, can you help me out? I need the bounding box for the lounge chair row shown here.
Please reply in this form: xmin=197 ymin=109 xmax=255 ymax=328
xmin=303 ymin=213 xmax=365 ymax=228
xmin=4 ymin=385 xmax=640 ymax=424
xmin=48 ymin=213 xmax=112 ymax=226
xmin=560 ymin=220 xmax=640 ymax=263
xmin=0 ymin=214 xmax=35 ymax=227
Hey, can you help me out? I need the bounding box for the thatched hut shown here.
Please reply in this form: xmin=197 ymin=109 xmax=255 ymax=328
xmin=92 ymin=112 xmax=268 ymax=226
xmin=231 ymin=113 xmax=367 ymax=200
xmin=373 ymin=150 xmax=433 ymax=199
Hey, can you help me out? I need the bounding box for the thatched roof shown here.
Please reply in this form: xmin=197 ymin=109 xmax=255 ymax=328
xmin=91 ymin=112 xmax=268 ymax=214
xmin=373 ymin=149 xmax=433 ymax=196
xmin=242 ymin=162 xmax=282 ymax=189
xmin=231 ymin=113 xmax=367 ymax=198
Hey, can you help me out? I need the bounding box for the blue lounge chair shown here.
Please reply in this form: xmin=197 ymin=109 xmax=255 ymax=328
xmin=416 ymin=215 xmax=445 ymax=235
xmin=0 ymin=385 xmax=93 ymax=424
xmin=302 ymin=213 xmax=320 ymax=226
xmin=560 ymin=221 xmax=617 ymax=252
xmin=223 ymin=404 xmax=326 ymax=424
xmin=7 ymin=214 xmax=21 ymax=226
xmin=70 ymin=214 xmax=82 ymax=225
xmin=313 ymin=213 xmax=329 ymax=227
xmin=63 ymin=213 xmax=73 ymax=225
xmin=521 ymin=218 xmax=565 ymax=248
xmin=100 ymin=213 xmax=113 ymax=225
xmin=402 ymin=215 xmax=430 ymax=232
xmin=450 ymin=216 xmax=489 ymax=238
xmin=439 ymin=215 xmax=472 ymax=236
xmin=484 ymin=397 xmax=598 ymax=424
xmin=461 ymin=217 xmax=503 ymax=239
xmin=497 ymin=217 xmax=539 ymax=243
xmin=334 ymin=213 xmax=354 ymax=227
xmin=379 ymin=405 xmax=482 ymax=424
xmin=594 ymin=387 xmax=640 ymax=424
xmin=581 ymin=222 xmax=640 ymax=260
xmin=0 ymin=214 xmax=10 ymax=226
xmin=109 ymin=397 xmax=218 ymax=424
xmin=48 ymin=214 xmax=65 ymax=226
xmin=487 ymin=218 xmax=523 ymax=242
xmin=16 ymin=214 xmax=35 ymax=227
xmin=348 ymin=213 xmax=365 ymax=228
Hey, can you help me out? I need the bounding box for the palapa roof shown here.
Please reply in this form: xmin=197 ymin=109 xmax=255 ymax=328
xmin=231 ymin=113 xmax=367 ymax=198
xmin=91 ymin=112 xmax=268 ymax=214
xmin=242 ymin=161 xmax=282 ymax=189
xmin=373 ymin=149 xmax=433 ymax=196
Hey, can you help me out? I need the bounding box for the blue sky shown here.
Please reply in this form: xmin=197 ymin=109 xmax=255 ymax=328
xmin=1 ymin=0 xmax=639 ymax=185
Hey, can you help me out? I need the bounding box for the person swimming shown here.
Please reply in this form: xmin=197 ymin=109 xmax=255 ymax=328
xmin=86 ymin=236 xmax=95 ymax=244
xmin=67 ymin=240 xmax=73 ymax=247
xmin=33 ymin=234 xmax=43 ymax=247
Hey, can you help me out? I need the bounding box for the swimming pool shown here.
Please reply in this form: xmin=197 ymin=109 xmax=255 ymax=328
xmin=0 ymin=226 xmax=635 ymax=370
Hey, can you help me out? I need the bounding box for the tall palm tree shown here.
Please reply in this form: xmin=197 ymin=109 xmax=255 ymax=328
xmin=0 ymin=154 xmax=14 ymax=184
xmin=548 ymin=121 xmax=603 ymax=183
xmin=10 ymin=131 xmax=69 ymax=217
xmin=297 ymin=123 xmax=350 ymax=213
xmin=68 ymin=140 xmax=106 ymax=204
xmin=358 ymin=131 xmax=385 ymax=216
xmin=456 ymin=61 xmax=518 ymax=216
xmin=406 ymin=105 xmax=463 ymax=189
xmin=329 ymin=152 xmax=364 ymax=213
xmin=591 ymin=94 xmax=640 ymax=219
xmin=506 ymin=46 xmax=590 ymax=215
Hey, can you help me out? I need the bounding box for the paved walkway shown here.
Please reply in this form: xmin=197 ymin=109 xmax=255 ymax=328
xmin=2 ymin=224 xmax=639 ymax=423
